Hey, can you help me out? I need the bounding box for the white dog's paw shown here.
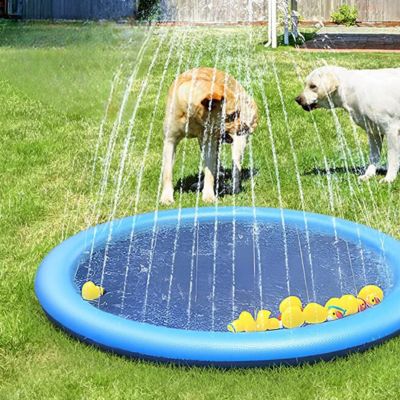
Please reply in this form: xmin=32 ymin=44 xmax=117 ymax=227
xmin=379 ymin=176 xmax=396 ymax=184
xmin=358 ymin=174 xmax=374 ymax=182
xmin=202 ymin=192 xmax=217 ymax=203
xmin=160 ymin=189 xmax=174 ymax=205
xmin=359 ymin=165 xmax=377 ymax=182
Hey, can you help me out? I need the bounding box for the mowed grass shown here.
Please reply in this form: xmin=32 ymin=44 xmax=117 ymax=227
xmin=1 ymin=21 xmax=400 ymax=400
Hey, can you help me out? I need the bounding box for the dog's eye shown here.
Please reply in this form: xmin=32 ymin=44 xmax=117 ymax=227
xmin=225 ymin=111 xmax=239 ymax=122
xmin=309 ymin=84 xmax=317 ymax=90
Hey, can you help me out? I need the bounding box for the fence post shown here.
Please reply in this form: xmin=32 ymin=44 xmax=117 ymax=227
xmin=265 ymin=0 xmax=278 ymax=48
xmin=291 ymin=0 xmax=298 ymax=39
xmin=284 ymin=0 xmax=290 ymax=45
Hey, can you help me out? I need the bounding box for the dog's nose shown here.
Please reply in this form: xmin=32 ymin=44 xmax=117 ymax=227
xmin=295 ymin=96 xmax=303 ymax=105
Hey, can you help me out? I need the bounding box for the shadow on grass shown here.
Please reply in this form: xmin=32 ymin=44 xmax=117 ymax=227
xmin=260 ymin=30 xmax=318 ymax=48
xmin=304 ymin=166 xmax=387 ymax=176
xmin=175 ymin=167 xmax=257 ymax=197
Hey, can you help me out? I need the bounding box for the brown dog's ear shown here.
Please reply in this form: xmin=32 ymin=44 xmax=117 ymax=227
xmin=201 ymin=93 xmax=225 ymax=111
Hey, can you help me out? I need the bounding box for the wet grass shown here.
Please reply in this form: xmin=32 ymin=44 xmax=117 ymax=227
xmin=1 ymin=21 xmax=400 ymax=400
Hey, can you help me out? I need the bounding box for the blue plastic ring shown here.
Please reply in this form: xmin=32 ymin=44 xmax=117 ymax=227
xmin=35 ymin=207 xmax=400 ymax=367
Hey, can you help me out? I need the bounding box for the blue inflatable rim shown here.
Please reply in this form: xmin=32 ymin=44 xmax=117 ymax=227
xmin=35 ymin=207 xmax=400 ymax=367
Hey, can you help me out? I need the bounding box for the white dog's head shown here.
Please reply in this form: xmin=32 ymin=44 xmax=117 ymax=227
xmin=295 ymin=66 xmax=346 ymax=111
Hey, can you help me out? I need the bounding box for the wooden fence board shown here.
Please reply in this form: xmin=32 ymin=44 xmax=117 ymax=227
xmin=22 ymin=0 xmax=136 ymax=19
xmin=162 ymin=0 xmax=400 ymax=22
xmin=18 ymin=0 xmax=400 ymax=22
xmin=162 ymin=0 xmax=268 ymax=22
xmin=297 ymin=0 xmax=400 ymax=22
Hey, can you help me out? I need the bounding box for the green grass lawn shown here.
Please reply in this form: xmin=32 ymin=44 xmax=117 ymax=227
xmin=1 ymin=20 xmax=400 ymax=400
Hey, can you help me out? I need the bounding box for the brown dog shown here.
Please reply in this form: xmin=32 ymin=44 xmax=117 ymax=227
xmin=160 ymin=67 xmax=258 ymax=204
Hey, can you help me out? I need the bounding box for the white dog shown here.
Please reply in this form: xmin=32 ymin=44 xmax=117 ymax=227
xmin=296 ymin=66 xmax=400 ymax=183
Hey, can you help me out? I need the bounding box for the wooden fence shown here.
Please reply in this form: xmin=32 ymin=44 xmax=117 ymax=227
xmin=8 ymin=0 xmax=400 ymax=21
xmin=9 ymin=0 xmax=136 ymax=19
xmin=160 ymin=0 xmax=268 ymax=22
xmin=51 ymin=0 xmax=136 ymax=20
xmin=299 ymin=0 xmax=400 ymax=22
xmin=161 ymin=0 xmax=400 ymax=22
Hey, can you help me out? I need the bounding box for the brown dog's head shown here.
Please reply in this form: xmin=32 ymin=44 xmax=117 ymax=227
xmin=200 ymin=89 xmax=258 ymax=143
xmin=295 ymin=66 xmax=345 ymax=112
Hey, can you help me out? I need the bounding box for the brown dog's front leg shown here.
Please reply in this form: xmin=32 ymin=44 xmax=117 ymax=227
xmin=231 ymin=134 xmax=248 ymax=194
xmin=160 ymin=138 xmax=177 ymax=205
xmin=202 ymin=137 xmax=218 ymax=203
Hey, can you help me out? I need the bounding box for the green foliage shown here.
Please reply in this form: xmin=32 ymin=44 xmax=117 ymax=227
xmin=278 ymin=29 xmax=317 ymax=46
xmin=331 ymin=4 xmax=358 ymax=26
xmin=137 ymin=0 xmax=161 ymax=21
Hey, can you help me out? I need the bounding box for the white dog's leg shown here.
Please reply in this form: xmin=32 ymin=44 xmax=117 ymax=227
xmin=381 ymin=128 xmax=400 ymax=184
xmin=232 ymin=134 xmax=248 ymax=194
xmin=202 ymin=136 xmax=218 ymax=203
xmin=359 ymin=133 xmax=383 ymax=182
xmin=160 ymin=138 xmax=178 ymax=205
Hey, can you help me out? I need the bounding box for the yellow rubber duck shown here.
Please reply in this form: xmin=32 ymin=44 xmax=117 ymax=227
xmin=325 ymin=298 xmax=346 ymax=320
xmin=227 ymin=318 xmax=245 ymax=333
xmin=279 ymin=296 xmax=303 ymax=314
xmin=339 ymin=294 xmax=360 ymax=315
xmin=240 ymin=311 xmax=257 ymax=332
xmin=227 ymin=311 xmax=257 ymax=333
xmin=228 ymin=310 xmax=282 ymax=333
xmin=81 ymin=281 xmax=105 ymax=301
xmin=358 ymin=285 xmax=384 ymax=307
xmin=303 ymin=302 xmax=328 ymax=324
xmin=281 ymin=306 xmax=305 ymax=329
xmin=357 ymin=297 xmax=367 ymax=312
xmin=325 ymin=297 xmax=340 ymax=308
xmin=255 ymin=310 xmax=272 ymax=331
xmin=265 ymin=317 xmax=282 ymax=330
xmin=256 ymin=310 xmax=282 ymax=331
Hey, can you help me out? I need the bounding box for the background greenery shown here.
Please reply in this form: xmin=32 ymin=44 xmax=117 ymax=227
xmin=1 ymin=20 xmax=400 ymax=400
xmin=331 ymin=4 xmax=359 ymax=26
xmin=137 ymin=0 xmax=161 ymax=20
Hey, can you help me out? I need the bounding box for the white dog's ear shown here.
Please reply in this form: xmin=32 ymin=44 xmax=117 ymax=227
xmin=320 ymin=71 xmax=340 ymax=96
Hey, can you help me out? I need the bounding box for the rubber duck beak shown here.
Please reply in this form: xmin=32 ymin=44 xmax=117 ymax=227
xmin=336 ymin=311 xmax=344 ymax=319
xmin=374 ymin=297 xmax=381 ymax=305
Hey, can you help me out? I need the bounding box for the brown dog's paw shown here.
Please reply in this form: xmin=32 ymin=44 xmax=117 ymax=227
xmin=202 ymin=192 xmax=217 ymax=203
xmin=160 ymin=190 xmax=175 ymax=205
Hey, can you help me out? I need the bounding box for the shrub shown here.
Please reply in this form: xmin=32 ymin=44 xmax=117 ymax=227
xmin=137 ymin=0 xmax=161 ymax=21
xmin=331 ymin=5 xmax=358 ymax=26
